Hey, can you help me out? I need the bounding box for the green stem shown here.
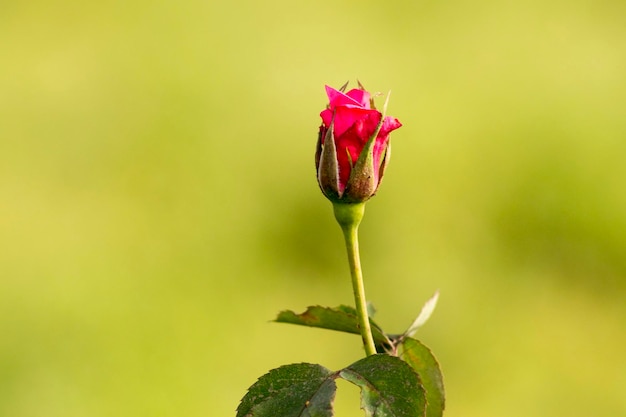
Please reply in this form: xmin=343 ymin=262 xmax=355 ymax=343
xmin=333 ymin=203 xmax=377 ymax=356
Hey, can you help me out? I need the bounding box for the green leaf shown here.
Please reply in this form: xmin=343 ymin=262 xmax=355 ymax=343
xmin=340 ymin=354 xmax=426 ymax=417
xmin=236 ymin=363 xmax=336 ymax=417
xmin=275 ymin=305 xmax=391 ymax=349
xmin=402 ymin=291 xmax=439 ymax=338
xmin=400 ymin=338 xmax=445 ymax=417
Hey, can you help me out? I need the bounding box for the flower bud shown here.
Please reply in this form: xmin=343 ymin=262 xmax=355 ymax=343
xmin=316 ymin=83 xmax=402 ymax=204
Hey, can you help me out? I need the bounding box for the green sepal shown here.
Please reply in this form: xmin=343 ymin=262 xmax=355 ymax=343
xmin=317 ymin=113 xmax=341 ymax=200
xmin=343 ymin=93 xmax=390 ymax=202
xmin=343 ymin=126 xmax=380 ymax=202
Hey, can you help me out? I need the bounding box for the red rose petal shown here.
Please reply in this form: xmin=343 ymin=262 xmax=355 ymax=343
xmin=381 ymin=116 xmax=402 ymax=135
xmin=333 ymin=106 xmax=378 ymax=138
xmin=345 ymin=89 xmax=371 ymax=109
xmin=325 ymin=85 xmax=362 ymax=109
xmin=318 ymin=84 xmax=402 ymax=199
xmin=320 ymin=108 xmax=333 ymax=129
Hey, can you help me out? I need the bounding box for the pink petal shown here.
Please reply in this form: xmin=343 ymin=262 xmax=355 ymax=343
xmin=345 ymin=89 xmax=371 ymax=109
xmin=353 ymin=111 xmax=382 ymax=141
xmin=325 ymin=85 xmax=362 ymax=109
xmin=333 ymin=106 xmax=378 ymax=138
xmin=333 ymin=125 xmax=363 ymax=191
xmin=320 ymin=108 xmax=333 ymax=128
xmin=334 ymin=111 xmax=382 ymax=189
xmin=380 ymin=116 xmax=402 ymax=136
xmin=372 ymin=117 xmax=401 ymax=176
xmin=372 ymin=134 xmax=390 ymax=173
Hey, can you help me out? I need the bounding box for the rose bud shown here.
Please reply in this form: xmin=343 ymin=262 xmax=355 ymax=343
xmin=316 ymin=83 xmax=402 ymax=204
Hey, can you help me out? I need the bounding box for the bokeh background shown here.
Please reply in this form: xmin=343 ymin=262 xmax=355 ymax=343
xmin=1 ymin=0 xmax=625 ymax=416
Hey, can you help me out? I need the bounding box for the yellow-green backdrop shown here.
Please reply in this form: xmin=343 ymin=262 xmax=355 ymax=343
xmin=1 ymin=0 xmax=625 ymax=416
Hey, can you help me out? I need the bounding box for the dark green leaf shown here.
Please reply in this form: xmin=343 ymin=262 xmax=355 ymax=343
xmin=275 ymin=305 xmax=391 ymax=349
xmin=236 ymin=363 xmax=336 ymax=417
xmin=400 ymin=338 xmax=445 ymax=417
xmin=339 ymin=354 xmax=426 ymax=417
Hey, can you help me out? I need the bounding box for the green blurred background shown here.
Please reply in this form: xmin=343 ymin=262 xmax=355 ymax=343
xmin=1 ymin=0 xmax=625 ymax=415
